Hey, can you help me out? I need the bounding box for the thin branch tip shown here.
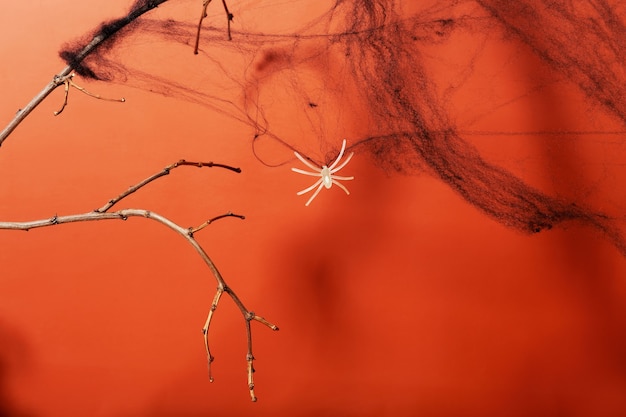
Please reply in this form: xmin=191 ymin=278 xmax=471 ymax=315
xmin=1 ymin=1 xmax=169 ymax=143
xmin=251 ymin=314 xmax=279 ymax=330
xmin=194 ymin=0 xmax=234 ymax=53
xmin=53 ymin=73 xmax=125 ymax=116
xmin=189 ymin=212 xmax=245 ymax=234
xmin=97 ymin=160 xmax=241 ymax=213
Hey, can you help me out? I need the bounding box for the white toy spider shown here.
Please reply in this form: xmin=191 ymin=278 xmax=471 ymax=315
xmin=292 ymin=139 xmax=354 ymax=206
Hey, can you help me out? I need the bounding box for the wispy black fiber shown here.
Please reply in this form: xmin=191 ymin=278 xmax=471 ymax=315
xmin=476 ymin=0 xmax=626 ymax=124
xmin=58 ymin=0 xmax=168 ymax=80
xmin=52 ymin=0 xmax=626 ymax=255
xmin=341 ymin=0 xmax=626 ymax=253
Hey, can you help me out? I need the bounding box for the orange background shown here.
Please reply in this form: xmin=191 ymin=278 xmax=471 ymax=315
xmin=1 ymin=1 xmax=626 ymax=416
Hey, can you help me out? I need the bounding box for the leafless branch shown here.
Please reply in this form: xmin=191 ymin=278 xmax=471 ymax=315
xmin=97 ymin=159 xmax=241 ymax=213
xmin=0 ymin=0 xmax=170 ymax=146
xmin=54 ymin=73 xmax=125 ymax=116
xmin=190 ymin=212 xmax=246 ymax=235
xmin=0 ymin=1 xmax=277 ymax=401
xmin=0 ymin=0 xmax=238 ymax=145
xmin=194 ymin=0 xmax=235 ymax=54
xmin=0 ymin=160 xmax=278 ymax=401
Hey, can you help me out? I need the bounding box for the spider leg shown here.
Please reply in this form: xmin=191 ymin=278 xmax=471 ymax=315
xmin=292 ymin=167 xmax=323 ymax=177
xmin=292 ymin=140 xmax=354 ymax=206
xmin=305 ymin=182 xmax=325 ymax=206
xmin=328 ymin=139 xmax=348 ymax=170
xmin=332 ymin=175 xmax=354 ymax=181
xmin=294 ymin=151 xmax=323 ymax=172
xmin=332 ymin=179 xmax=351 ymax=195
xmin=330 ymin=152 xmax=354 ymax=174
xmin=296 ymin=178 xmax=323 ymax=196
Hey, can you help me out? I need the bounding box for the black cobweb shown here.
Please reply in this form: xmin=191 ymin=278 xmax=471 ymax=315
xmin=58 ymin=0 xmax=626 ymax=255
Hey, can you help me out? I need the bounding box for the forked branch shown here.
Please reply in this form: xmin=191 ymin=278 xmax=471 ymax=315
xmin=0 ymin=0 xmax=237 ymax=146
xmin=97 ymin=159 xmax=241 ymax=213
xmin=194 ymin=0 xmax=235 ymax=54
xmin=0 ymin=0 xmax=170 ymax=146
xmin=54 ymin=73 xmax=125 ymax=116
xmin=0 ymin=160 xmax=278 ymax=401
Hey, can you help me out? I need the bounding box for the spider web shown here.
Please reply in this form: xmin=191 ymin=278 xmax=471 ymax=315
xmin=58 ymin=0 xmax=626 ymax=255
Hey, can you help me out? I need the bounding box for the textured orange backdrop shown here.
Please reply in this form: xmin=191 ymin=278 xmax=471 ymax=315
xmin=1 ymin=1 xmax=626 ymax=417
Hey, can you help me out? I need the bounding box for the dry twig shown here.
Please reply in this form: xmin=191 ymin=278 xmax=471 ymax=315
xmin=0 ymin=160 xmax=278 ymax=401
xmin=194 ymin=0 xmax=235 ymax=54
xmin=0 ymin=0 xmax=239 ymax=146
xmin=0 ymin=1 xmax=277 ymax=401
xmin=54 ymin=73 xmax=125 ymax=116
xmin=0 ymin=0 xmax=170 ymax=146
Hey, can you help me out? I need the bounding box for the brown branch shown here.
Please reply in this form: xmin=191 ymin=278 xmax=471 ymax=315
xmin=194 ymin=0 xmax=234 ymax=54
xmin=97 ymin=159 xmax=241 ymax=213
xmin=200 ymin=282 xmax=279 ymax=401
xmin=202 ymin=288 xmax=223 ymax=383
xmin=53 ymin=75 xmax=72 ymax=116
xmin=54 ymin=73 xmax=125 ymax=116
xmin=0 ymin=0 xmax=169 ymax=146
xmin=0 ymin=0 xmax=237 ymax=145
xmin=0 ymin=160 xmax=278 ymax=401
xmin=0 ymin=0 xmax=279 ymax=399
xmin=189 ymin=212 xmax=245 ymax=235
xmin=0 ymin=70 xmax=71 ymax=146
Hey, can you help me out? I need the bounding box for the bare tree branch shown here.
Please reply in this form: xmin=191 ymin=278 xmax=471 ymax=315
xmin=0 ymin=160 xmax=278 ymax=401
xmin=194 ymin=0 xmax=235 ymax=54
xmin=0 ymin=0 xmax=170 ymax=146
xmin=97 ymin=159 xmax=241 ymax=213
xmin=0 ymin=0 xmax=240 ymax=146
xmin=0 ymin=0 xmax=275 ymax=401
xmin=54 ymin=73 xmax=126 ymax=116
xmin=190 ymin=212 xmax=246 ymax=235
